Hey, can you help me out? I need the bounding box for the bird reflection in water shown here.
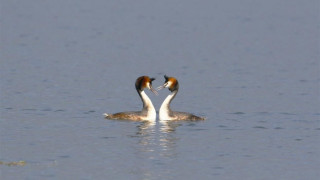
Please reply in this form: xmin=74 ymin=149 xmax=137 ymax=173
xmin=159 ymin=121 xmax=181 ymax=154
xmin=159 ymin=121 xmax=181 ymax=133
xmin=133 ymin=121 xmax=198 ymax=179
xmin=136 ymin=120 xmax=181 ymax=155
xmin=136 ymin=121 xmax=156 ymax=149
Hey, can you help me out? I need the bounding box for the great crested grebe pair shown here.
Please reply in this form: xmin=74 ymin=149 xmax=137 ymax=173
xmin=103 ymin=75 xmax=205 ymax=121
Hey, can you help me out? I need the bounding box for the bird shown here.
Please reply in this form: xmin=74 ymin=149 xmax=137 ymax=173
xmin=157 ymin=75 xmax=205 ymax=121
xmin=104 ymin=76 xmax=158 ymax=121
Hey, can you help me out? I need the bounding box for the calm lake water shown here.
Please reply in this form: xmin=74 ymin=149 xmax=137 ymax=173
xmin=1 ymin=0 xmax=319 ymax=179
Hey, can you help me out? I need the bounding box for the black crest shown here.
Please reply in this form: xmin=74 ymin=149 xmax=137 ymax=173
xmin=164 ymin=75 xmax=169 ymax=82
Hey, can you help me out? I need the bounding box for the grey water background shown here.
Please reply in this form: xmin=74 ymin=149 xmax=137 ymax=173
xmin=1 ymin=0 xmax=319 ymax=179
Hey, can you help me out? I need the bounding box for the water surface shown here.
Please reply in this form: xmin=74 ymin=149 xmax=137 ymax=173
xmin=1 ymin=0 xmax=319 ymax=179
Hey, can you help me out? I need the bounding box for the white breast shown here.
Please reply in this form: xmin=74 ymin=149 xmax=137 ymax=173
xmin=140 ymin=91 xmax=156 ymax=121
xmin=159 ymin=92 xmax=175 ymax=121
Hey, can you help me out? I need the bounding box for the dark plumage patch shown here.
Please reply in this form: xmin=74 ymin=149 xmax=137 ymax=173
xmin=135 ymin=76 xmax=156 ymax=91
xmin=150 ymin=77 xmax=155 ymax=86
xmin=135 ymin=76 xmax=148 ymax=91
xmin=164 ymin=75 xmax=169 ymax=82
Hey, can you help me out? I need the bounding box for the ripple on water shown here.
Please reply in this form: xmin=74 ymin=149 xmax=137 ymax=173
xmin=279 ymin=112 xmax=296 ymax=115
xmin=101 ymin=136 xmax=117 ymax=139
xmin=256 ymin=112 xmax=271 ymax=115
xmin=229 ymin=112 xmax=245 ymax=115
xmin=21 ymin=108 xmax=37 ymax=111
xmin=54 ymin=109 xmax=66 ymax=112
xmin=190 ymin=128 xmax=208 ymax=131
xmin=83 ymin=110 xmax=96 ymax=114
xmin=253 ymin=126 xmax=268 ymax=129
xmin=217 ymin=125 xmax=227 ymax=128
xmin=58 ymin=155 xmax=71 ymax=159
xmin=20 ymin=108 xmax=67 ymax=114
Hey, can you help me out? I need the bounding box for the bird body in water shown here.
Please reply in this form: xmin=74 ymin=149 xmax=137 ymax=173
xmin=104 ymin=76 xmax=157 ymax=121
xmin=157 ymin=75 xmax=205 ymax=121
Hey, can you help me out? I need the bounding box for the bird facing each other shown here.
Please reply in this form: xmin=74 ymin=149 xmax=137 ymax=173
xmin=157 ymin=75 xmax=205 ymax=121
xmin=104 ymin=75 xmax=205 ymax=121
xmin=104 ymin=76 xmax=157 ymax=121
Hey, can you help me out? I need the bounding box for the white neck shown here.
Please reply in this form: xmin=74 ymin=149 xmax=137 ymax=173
xmin=159 ymin=91 xmax=177 ymax=121
xmin=140 ymin=91 xmax=156 ymax=121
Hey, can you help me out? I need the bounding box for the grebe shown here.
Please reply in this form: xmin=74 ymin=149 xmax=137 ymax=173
xmin=104 ymin=76 xmax=158 ymax=121
xmin=157 ymin=75 xmax=205 ymax=121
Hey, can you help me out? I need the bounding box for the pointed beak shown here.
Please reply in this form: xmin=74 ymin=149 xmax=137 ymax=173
xmin=149 ymin=85 xmax=158 ymax=95
xmin=156 ymin=83 xmax=167 ymax=91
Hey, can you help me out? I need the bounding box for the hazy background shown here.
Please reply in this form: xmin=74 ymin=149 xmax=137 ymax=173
xmin=1 ymin=0 xmax=319 ymax=179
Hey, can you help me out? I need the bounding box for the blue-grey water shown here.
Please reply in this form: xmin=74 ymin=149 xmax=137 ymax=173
xmin=1 ymin=0 xmax=319 ymax=179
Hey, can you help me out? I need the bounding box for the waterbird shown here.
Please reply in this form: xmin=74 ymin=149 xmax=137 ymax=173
xmin=104 ymin=76 xmax=157 ymax=121
xmin=157 ymin=75 xmax=205 ymax=121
